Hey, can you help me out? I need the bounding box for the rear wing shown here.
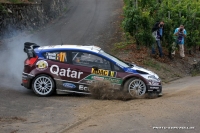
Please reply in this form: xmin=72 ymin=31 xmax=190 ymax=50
xmin=24 ymin=42 xmax=40 ymax=58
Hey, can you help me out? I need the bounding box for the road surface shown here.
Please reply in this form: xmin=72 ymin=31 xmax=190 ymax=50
xmin=64 ymin=76 xmax=200 ymax=133
xmin=0 ymin=0 xmax=123 ymax=133
xmin=0 ymin=0 xmax=200 ymax=133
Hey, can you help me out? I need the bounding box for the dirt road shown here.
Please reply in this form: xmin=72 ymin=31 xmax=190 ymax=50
xmin=0 ymin=0 xmax=200 ymax=133
xmin=1 ymin=76 xmax=199 ymax=133
xmin=63 ymin=76 xmax=200 ymax=133
xmin=28 ymin=0 xmax=122 ymax=49
xmin=0 ymin=0 xmax=124 ymax=133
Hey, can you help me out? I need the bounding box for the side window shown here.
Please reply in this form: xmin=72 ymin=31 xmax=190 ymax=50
xmin=72 ymin=52 xmax=111 ymax=70
xmin=113 ymin=64 xmax=123 ymax=72
xmin=45 ymin=51 xmax=67 ymax=63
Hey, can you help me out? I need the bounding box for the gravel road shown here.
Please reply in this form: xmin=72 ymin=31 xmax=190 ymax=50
xmin=1 ymin=0 xmax=200 ymax=133
xmin=64 ymin=76 xmax=200 ymax=133
xmin=0 ymin=0 xmax=123 ymax=133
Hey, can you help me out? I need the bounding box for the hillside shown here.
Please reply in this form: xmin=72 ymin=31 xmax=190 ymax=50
xmin=114 ymin=42 xmax=200 ymax=83
xmin=1 ymin=0 xmax=200 ymax=84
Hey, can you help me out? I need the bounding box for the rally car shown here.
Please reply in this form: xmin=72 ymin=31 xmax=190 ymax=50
xmin=21 ymin=42 xmax=162 ymax=97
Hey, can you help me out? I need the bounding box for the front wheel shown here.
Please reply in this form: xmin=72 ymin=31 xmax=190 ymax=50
xmin=123 ymin=78 xmax=147 ymax=98
xmin=32 ymin=74 xmax=55 ymax=96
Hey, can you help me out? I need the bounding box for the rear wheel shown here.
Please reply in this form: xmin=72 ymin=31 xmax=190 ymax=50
xmin=124 ymin=78 xmax=147 ymax=97
xmin=32 ymin=74 xmax=55 ymax=96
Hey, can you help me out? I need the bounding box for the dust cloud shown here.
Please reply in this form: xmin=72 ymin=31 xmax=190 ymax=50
xmin=0 ymin=31 xmax=41 ymax=89
xmin=0 ymin=36 xmax=27 ymax=88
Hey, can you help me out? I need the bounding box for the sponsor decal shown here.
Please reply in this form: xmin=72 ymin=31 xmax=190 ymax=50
xmin=79 ymin=85 xmax=89 ymax=91
xmin=46 ymin=52 xmax=66 ymax=62
xmin=36 ymin=60 xmax=48 ymax=71
xmin=91 ymin=68 xmax=116 ymax=77
xmin=125 ymin=68 xmax=134 ymax=73
xmin=150 ymin=86 xmax=160 ymax=89
xmin=92 ymin=76 xmax=104 ymax=81
xmin=63 ymin=83 xmax=76 ymax=89
xmin=85 ymin=74 xmax=122 ymax=85
xmin=104 ymin=77 xmax=122 ymax=84
xmin=86 ymin=80 xmax=95 ymax=84
xmin=46 ymin=53 xmax=57 ymax=60
xmin=50 ymin=65 xmax=83 ymax=79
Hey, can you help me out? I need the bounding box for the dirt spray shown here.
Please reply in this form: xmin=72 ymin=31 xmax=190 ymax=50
xmin=89 ymin=80 xmax=134 ymax=101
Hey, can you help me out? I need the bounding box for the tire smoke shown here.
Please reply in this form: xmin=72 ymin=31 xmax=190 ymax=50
xmin=0 ymin=31 xmax=41 ymax=88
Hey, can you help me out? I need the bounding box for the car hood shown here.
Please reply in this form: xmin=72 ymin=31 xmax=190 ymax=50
xmin=133 ymin=65 xmax=156 ymax=75
xmin=125 ymin=65 xmax=160 ymax=81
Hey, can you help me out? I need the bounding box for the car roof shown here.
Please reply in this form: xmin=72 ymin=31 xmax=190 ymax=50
xmin=37 ymin=45 xmax=102 ymax=53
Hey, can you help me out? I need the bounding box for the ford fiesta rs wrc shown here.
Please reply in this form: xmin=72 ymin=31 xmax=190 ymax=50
xmin=22 ymin=42 xmax=162 ymax=97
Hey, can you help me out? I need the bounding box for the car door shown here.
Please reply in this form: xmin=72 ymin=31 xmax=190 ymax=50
xmin=43 ymin=51 xmax=76 ymax=91
xmin=68 ymin=51 xmax=116 ymax=93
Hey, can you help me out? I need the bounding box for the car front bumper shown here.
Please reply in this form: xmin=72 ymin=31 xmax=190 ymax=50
xmin=147 ymin=85 xmax=162 ymax=93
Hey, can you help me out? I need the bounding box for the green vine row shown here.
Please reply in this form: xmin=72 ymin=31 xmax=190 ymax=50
xmin=122 ymin=0 xmax=200 ymax=51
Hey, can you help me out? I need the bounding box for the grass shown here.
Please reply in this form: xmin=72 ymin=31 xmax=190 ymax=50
xmin=173 ymin=73 xmax=182 ymax=78
xmin=143 ymin=59 xmax=161 ymax=71
xmin=162 ymin=67 xmax=171 ymax=72
xmin=114 ymin=42 xmax=129 ymax=49
xmin=191 ymin=70 xmax=200 ymax=77
xmin=113 ymin=32 xmax=134 ymax=51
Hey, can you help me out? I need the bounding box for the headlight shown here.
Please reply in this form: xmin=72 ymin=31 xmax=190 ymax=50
xmin=148 ymin=75 xmax=158 ymax=80
xmin=148 ymin=75 xmax=161 ymax=85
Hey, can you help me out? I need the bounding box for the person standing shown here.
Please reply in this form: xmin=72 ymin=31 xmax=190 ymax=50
xmin=172 ymin=25 xmax=187 ymax=59
xmin=152 ymin=21 xmax=164 ymax=57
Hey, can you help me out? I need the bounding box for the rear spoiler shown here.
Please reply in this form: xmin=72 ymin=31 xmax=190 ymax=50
xmin=24 ymin=42 xmax=40 ymax=58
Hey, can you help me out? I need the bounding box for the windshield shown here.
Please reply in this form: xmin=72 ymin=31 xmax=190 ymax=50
xmin=99 ymin=50 xmax=129 ymax=68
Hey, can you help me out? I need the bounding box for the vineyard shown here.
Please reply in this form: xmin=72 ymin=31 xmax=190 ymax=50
xmin=122 ymin=0 xmax=200 ymax=56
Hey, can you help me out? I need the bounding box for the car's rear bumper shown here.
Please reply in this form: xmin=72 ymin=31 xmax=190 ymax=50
xmin=147 ymin=85 xmax=162 ymax=93
xmin=21 ymin=72 xmax=34 ymax=89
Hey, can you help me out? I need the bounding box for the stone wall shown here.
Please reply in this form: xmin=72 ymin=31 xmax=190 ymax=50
xmin=0 ymin=0 xmax=68 ymax=38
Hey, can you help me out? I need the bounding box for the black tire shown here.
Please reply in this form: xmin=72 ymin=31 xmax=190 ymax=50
xmin=32 ymin=74 xmax=55 ymax=96
xmin=123 ymin=77 xmax=147 ymax=98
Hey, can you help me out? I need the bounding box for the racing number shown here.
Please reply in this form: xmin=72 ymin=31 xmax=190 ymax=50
xmin=60 ymin=52 xmax=66 ymax=62
xmin=57 ymin=52 xmax=66 ymax=62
